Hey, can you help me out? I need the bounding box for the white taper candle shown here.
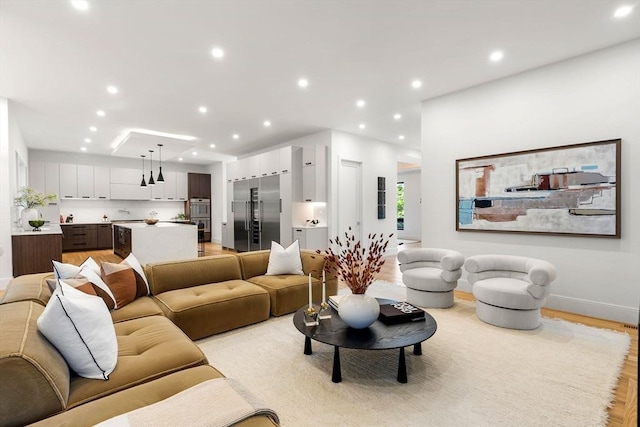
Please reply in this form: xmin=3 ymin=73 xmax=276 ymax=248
xmin=308 ymin=273 xmax=312 ymax=308
xmin=322 ymin=269 xmax=326 ymax=302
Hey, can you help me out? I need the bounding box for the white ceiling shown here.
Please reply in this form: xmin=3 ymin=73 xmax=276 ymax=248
xmin=1 ymin=0 xmax=638 ymax=165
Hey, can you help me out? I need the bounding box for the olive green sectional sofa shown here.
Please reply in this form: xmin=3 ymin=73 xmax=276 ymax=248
xmin=0 ymin=250 xmax=336 ymax=427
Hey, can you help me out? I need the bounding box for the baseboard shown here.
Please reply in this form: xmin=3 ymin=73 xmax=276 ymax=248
xmin=457 ymin=279 xmax=639 ymax=324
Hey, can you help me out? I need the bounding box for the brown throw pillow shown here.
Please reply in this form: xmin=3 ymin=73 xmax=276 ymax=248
xmin=100 ymin=262 xmax=137 ymax=309
xmin=46 ymin=278 xmax=97 ymax=296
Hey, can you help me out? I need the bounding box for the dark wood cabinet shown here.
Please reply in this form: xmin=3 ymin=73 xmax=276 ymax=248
xmin=97 ymin=224 xmax=113 ymax=249
xmin=61 ymin=224 xmax=98 ymax=252
xmin=12 ymin=233 xmax=63 ymax=276
xmin=188 ymin=173 xmax=211 ymax=199
xmin=113 ymin=225 xmax=132 ymax=259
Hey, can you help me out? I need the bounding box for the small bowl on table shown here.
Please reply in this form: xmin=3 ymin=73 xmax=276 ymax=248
xmin=28 ymin=220 xmax=46 ymax=231
xmin=144 ymin=218 xmax=159 ymax=225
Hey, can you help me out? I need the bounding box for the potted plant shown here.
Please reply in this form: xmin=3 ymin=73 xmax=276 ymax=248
xmin=317 ymin=227 xmax=393 ymax=328
xmin=14 ymin=187 xmax=57 ymax=230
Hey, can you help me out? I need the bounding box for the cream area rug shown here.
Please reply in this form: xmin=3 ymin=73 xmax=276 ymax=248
xmin=197 ymin=281 xmax=631 ymax=427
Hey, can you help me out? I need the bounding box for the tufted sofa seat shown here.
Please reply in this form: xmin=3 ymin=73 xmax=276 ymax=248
xmin=464 ymin=254 xmax=557 ymax=330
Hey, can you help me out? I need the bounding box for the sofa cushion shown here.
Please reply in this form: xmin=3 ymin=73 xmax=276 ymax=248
xmin=472 ymin=277 xmax=544 ymax=310
xmin=0 ymin=272 xmax=53 ymax=306
xmin=266 ymin=240 xmax=303 ymax=275
xmin=402 ymin=267 xmax=458 ymax=292
xmin=109 ymin=296 xmax=163 ymax=323
xmin=248 ymin=275 xmax=324 ymax=316
xmin=153 ymin=280 xmax=270 ymax=340
xmin=0 ymin=302 xmax=70 ymax=427
xmin=37 ymin=281 xmax=118 ymax=381
xmin=145 ymin=255 xmax=243 ymax=295
xmin=66 ymin=315 xmax=207 ymax=408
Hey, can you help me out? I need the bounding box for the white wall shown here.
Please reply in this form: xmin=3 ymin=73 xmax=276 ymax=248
xmin=0 ymin=98 xmax=29 ymax=286
xmin=329 ymin=130 xmax=399 ymax=254
xmin=421 ymin=40 xmax=640 ymax=323
xmin=398 ymin=169 xmax=421 ymax=241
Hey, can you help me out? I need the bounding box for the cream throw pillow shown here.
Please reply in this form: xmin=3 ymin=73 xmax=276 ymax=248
xmin=266 ymin=240 xmax=304 ymax=275
xmin=37 ymin=280 xmax=118 ymax=380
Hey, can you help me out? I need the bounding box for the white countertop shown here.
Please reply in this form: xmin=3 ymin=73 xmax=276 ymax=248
xmin=12 ymin=224 xmax=63 ymax=236
xmin=293 ymin=225 xmax=328 ymax=229
xmin=114 ymin=222 xmax=196 ymax=229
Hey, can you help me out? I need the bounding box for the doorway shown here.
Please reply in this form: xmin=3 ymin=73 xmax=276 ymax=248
xmin=338 ymin=159 xmax=363 ymax=244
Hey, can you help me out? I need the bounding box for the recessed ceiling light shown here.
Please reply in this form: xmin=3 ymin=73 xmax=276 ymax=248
xmin=411 ymin=80 xmax=422 ymax=89
xmin=89 ymin=126 xmax=97 ymax=132
xmin=398 ymin=135 xmax=405 ymax=140
xmin=263 ymin=121 xmax=271 ymax=127
xmin=84 ymin=138 xmax=91 ymax=143
xmin=198 ymin=106 xmax=207 ymax=114
xmin=106 ymin=85 xmax=118 ymax=94
xmin=393 ymin=113 xmax=402 ymax=120
xmin=490 ymin=51 xmax=504 ymax=62
xmin=211 ymin=47 xmax=225 ymax=59
xmin=232 ymin=134 xmax=239 ymax=139
xmin=70 ymin=1 xmax=89 ymax=11
xmin=80 ymin=146 xmax=87 ymax=151
xmin=209 ymin=144 xmax=216 ymax=148
xmin=192 ymin=151 xmax=198 ymax=155
xmin=298 ymin=78 xmax=309 ymax=88
xmin=96 ymin=110 xmax=105 ymax=117
xmin=359 ymin=123 xmax=366 ymax=129
xmin=356 ymin=99 xmax=366 ymax=108
xmin=614 ymin=5 xmax=634 ymax=17
xmin=178 ymin=157 xmax=183 ymax=161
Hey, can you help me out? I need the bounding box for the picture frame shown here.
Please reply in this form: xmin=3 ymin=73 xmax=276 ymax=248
xmin=456 ymin=139 xmax=621 ymax=238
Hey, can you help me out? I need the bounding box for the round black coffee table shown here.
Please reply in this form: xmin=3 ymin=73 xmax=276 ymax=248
xmin=292 ymin=298 xmax=437 ymax=383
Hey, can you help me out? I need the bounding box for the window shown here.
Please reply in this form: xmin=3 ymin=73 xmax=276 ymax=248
xmin=397 ymin=182 xmax=404 ymax=230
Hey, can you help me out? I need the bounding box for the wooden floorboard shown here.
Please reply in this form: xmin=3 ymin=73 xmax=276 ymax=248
xmin=60 ymin=242 xmax=638 ymax=426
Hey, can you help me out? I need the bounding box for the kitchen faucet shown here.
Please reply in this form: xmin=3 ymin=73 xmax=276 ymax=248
xmin=118 ymin=208 xmax=130 ymax=215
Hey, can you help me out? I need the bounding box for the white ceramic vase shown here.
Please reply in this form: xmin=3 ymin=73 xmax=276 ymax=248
xmin=21 ymin=208 xmax=40 ymax=230
xmin=338 ymin=293 xmax=380 ymax=329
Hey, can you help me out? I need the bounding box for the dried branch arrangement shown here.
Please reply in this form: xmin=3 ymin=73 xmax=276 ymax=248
xmin=317 ymin=227 xmax=393 ymax=294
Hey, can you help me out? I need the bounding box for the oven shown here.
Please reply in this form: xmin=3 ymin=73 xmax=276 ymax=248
xmin=190 ymin=199 xmax=211 ymax=217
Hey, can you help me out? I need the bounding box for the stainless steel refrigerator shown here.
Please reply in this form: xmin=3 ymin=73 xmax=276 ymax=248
xmin=232 ymin=175 xmax=280 ymax=252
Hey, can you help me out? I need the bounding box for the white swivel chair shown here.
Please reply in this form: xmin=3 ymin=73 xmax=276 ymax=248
xmin=398 ymin=248 xmax=465 ymax=308
xmin=464 ymin=254 xmax=557 ymax=330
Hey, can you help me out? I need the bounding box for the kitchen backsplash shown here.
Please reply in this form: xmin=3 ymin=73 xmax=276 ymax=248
xmin=291 ymin=202 xmax=327 ymax=227
xmin=56 ymin=200 xmax=186 ymax=224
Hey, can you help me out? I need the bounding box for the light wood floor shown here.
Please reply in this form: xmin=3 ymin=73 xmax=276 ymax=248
xmin=63 ymin=242 xmax=638 ymax=427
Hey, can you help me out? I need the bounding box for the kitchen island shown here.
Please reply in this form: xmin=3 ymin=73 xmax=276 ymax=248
xmin=113 ymin=222 xmax=198 ymax=265
xmin=12 ymin=224 xmax=63 ymax=276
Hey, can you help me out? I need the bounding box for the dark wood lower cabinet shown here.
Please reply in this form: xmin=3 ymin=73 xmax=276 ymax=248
xmin=61 ymin=223 xmax=113 ymax=252
xmin=12 ymin=234 xmax=63 ymax=276
xmin=113 ymin=225 xmax=131 ymax=259
xmin=97 ymin=224 xmax=113 ymax=249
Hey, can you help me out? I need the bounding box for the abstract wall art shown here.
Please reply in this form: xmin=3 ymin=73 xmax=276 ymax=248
xmin=456 ymin=139 xmax=621 ymax=238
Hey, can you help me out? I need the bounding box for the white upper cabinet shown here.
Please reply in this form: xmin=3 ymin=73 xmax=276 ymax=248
xmin=301 ymin=145 xmax=327 ymax=202
xmin=279 ymin=146 xmax=292 ymax=174
xmin=59 ymin=164 xmax=78 ymax=199
xmin=45 ymin=163 xmax=60 ymax=201
xmin=176 ymin=172 xmax=188 ymax=200
xmin=227 ymin=161 xmax=237 ymax=182
xmin=247 ymin=155 xmax=260 ymax=179
xmin=259 ymin=150 xmax=280 ymax=176
xmin=77 ymin=165 xmax=94 ymax=198
xmin=302 ymin=144 xmax=325 ymax=167
xmin=94 ymin=167 xmax=110 ymax=199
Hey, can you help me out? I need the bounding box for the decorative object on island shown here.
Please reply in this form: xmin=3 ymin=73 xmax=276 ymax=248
xmin=317 ymin=227 xmax=393 ymax=329
xmin=28 ymin=219 xmax=46 ymax=231
xmin=139 ymin=154 xmax=147 ymax=187
xmin=156 ymin=144 xmax=165 ymax=183
xmin=456 ymin=138 xmax=621 ymax=238
xmin=145 ymin=210 xmax=159 ymax=225
xmin=173 ymin=213 xmax=188 ymax=220
xmin=14 ymin=186 xmax=57 ymax=230
xmin=148 ymin=150 xmax=156 ymax=186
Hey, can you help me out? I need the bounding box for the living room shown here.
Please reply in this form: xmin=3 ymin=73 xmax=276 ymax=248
xmin=0 ymin=1 xmax=638 ymax=426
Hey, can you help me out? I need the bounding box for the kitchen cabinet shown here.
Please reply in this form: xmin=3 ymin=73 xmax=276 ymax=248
xmin=279 ymin=146 xmax=292 ymax=174
xmin=188 ymin=173 xmax=211 ymax=199
xmin=259 ymin=151 xmax=280 ymax=177
xmin=61 ymin=224 xmax=98 ymax=252
xmin=247 ymin=156 xmax=260 ymax=179
xmin=221 ymin=222 xmax=233 ymax=249
xmin=94 ymin=166 xmax=110 ymax=199
xmin=59 ymin=164 xmax=78 ymax=199
xmin=292 ymin=227 xmax=328 ymax=251
xmin=110 ymin=183 xmax=151 ymax=200
xmin=29 ymin=161 xmax=60 ymax=204
xmin=77 ymin=165 xmax=94 ymax=198
xmin=12 ymin=227 xmax=63 ymax=276
xmin=176 ymin=172 xmax=188 ymax=200
xmin=302 ymin=145 xmax=327 ymax=202
xmin=97 ymin=224 xmax=113 ymax=249
xmin=226 ymin=161 xmax=237 ymax=182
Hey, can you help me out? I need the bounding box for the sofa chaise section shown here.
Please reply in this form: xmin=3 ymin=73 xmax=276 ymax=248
xmin=144 ymin=255 xmax=271 ymax=340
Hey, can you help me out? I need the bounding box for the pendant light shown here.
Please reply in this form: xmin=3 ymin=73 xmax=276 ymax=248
xmin=157 ymin=143 xmax=165 ymax=183
xmin=140 ymin=155 xmax=147 ymax=187
xmin=148 ymin=150 xmax=156 ymax=186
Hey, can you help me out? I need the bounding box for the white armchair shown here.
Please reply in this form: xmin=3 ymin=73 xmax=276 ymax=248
xmin=464 ymin=255 xmax=557 ymax=330
xmin=397 ymin=248 xmax=465 ymax=308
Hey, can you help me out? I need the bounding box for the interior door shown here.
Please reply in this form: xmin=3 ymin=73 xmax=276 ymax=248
xmin=339 ymin=159 xmax=363 ymax=245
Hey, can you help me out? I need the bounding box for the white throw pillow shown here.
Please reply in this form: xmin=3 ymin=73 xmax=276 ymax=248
xmin=124 ymin=253 xmax=150 ymax=295
xmin=266 ymin=240 xmax=304 ymax=275
xmin=37 ymin=280 xmax=118 ymax=380
xmin=53 ymin=257 xmax=100 ymax=279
